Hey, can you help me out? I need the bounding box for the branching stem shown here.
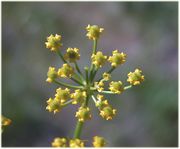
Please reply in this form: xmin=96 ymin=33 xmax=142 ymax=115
xmin=53 ymin=80 xmax=83 ymax=89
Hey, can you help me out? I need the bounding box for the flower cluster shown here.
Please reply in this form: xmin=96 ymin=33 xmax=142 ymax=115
xmin=45 ymin=24 xmax=145 ymax=147
xmin=45 ymin=34 xmax=62 ymax=52
xmin=52 ymin=136 xmax=106 ymax=147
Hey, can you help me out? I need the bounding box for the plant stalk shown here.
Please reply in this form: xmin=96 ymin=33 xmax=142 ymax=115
xmin=73 ymin=90 xmax=90 ymax=139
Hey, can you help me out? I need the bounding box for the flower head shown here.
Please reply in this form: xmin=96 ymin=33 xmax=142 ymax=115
xmin=55 ymin=88 xmax=71 ymax=104
xmin=109 ymin=81 xmax=124 ymax=94
xmin=94 ymin=81 xmax=104 ymax=92
xmin=96 ymin=94 xmax=109 ymax=108
xmin=71 ymin=89 xmax=87 ymax=104
xmin=69 ymin=139 xmax=85 ymax=147
xmin=64 ymin=48 xmax=80 ymax=62
xmin=45 ymin=34 xmax=62 ymax=52
xmin=52 ymin=137 xmax=67 ymax=147
xmin=58 ymin=64 xmax=74 ymax=78
xmin=100 ymin=105 xmax=117 ymax=120
xmin=46 ymin=67 xmax=58 ymax=83
xmin=108 ymin=50 xmax=127 ymax=67
xmin=91 ymin=51 xmax=107 ymax=68
xmin=75 ymin=107 xmax=91 ymax=122
xmin=127 ymin=69 xmax=145 ymax=85
xmin=93 ymin=136 xmax=106 ymax=147
xmin=46 ymin=98 xmax=61 ymax=114
xmin=102 ymin=72 xmax=111 ymax=81
xmin=86 ymin=24 xmax=104 ymax=40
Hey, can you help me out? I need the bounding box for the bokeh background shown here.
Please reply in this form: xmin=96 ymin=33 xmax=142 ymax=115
xmin=2 ymin=2 xmax=178 ymax=147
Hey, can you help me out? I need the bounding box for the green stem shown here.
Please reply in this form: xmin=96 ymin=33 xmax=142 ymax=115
xmin=100 ymin=90 xmax=116 ymax=94
xmin=91 ymin=67 xmax=98 ymax=82
xmin=92 ymin=39 xmax=97 ymax=54
xmin=73 ymin=91 xmax=90 ymax=139
xmin=53 ymin=80 xmax=83 ymax=89
xmin=73 ymin=121 xmax=84 ymax=139
xmin=108 ymin=66 xmax=116 ymax=74
xmin=91 ymin=95 xmax=97 ymax=104
xmin=56 ymin=50 xmax=66 ymax=63
xmin=84 ymin=67 xmax=89 ymax=85
xmin=61 ymin=100 xmax=73 ymax=107
xmin=73 ymin=62 xmax=86 ymax=84
xmin=71 ymin=76 xmax=84 ymax=86
xmin=89 ymin=39 xmax=97 ymax=82
xmin=124 ymin=85 xmax=132 ymax=90
xmin=74 ymin=62 xmax=82 ymax=76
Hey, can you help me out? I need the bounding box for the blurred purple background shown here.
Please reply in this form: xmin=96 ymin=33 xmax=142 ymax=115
xmin=2 ymin=2 xmax=178 ymax=147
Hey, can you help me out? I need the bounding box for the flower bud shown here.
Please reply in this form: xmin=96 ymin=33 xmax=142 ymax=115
xmin=45 ymin=34 xmax=62 ymax=52
xmin=71 ymin=89 xmax=87 ymax=104
xmin=86 ymin=24 xmax=104 ymax=40
xmin=46 ymin=67 xmax=58 ymax=83
xmin=93 ymin=136 xmax=106 ymax=147
xmin=91 ymin=51 xmax=107 ymax=68
xmin=127 ymin=69 xmax=145 ymax=85
xmin=102 ymin=72 xmax=111 ymax=81
xmin=109 ymin=81 xmax=124 ymax=94
xmin=55 ymin=88 xmax=71 ymax=104
xmin=46 ymin=98 xmax=61 ymax=114
xmin=69 ymin=139 xmax=84 ymax=147
xmin=52 ymin=137 xmax=67 ymax=147
xmin=75 ymin=107 xmax=91 ymax=122
xmin=108 ymin=50 xmax=126 ymax=67
xmin=64 ymin=47 xmax=80 ymax=62
xmin=94 ymin=81 xmax=104 ymax=92
xmin=100 ymin=105 xmax=117 ymax=120
xmin=58 ymin=64 xmax=74 ymax=78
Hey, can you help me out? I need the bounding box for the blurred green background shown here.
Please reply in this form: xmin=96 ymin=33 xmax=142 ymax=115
xmin=2 ymin=2 xmax=178 ymax=147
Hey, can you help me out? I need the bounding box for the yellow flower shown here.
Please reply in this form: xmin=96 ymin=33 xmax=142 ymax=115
xmin=2 ymin=116 xmax=11 ymax=126
xmin=75 ymin=107 xmax=91 ymax=122
xmin=102 ymin=72 xmax=111 ymax=81
xmin=109 ymin=81 xmax=124 ymax=94
xmin=71 ymin=89 xmax=87 ymax=104
xmin=108 ymin=50 xmax=127 ymax=67
xmin=86 ymin=24 xmax=104 ymax=40
xmin=45 ymin=34 xmax=62 ymax=52
xmin=52 ymin=137 xmax=67 ymax=147
xmin=46 ymin=98 xmax=61 ymax=114
xmin=100 ymin=105 xmax=117 ymax=120
xmin=91 ymin=51 xmax=107 ymax=68
xmin=96 ymin=95 xmax=116 ymax=120
xmin=46 ymin=67 xmax=58 ymax=83
xmin=69 ymin=139 xmax=85 ymax=147
xmin=94 ymin=81 xmax=104 ymax=92
xmin=58 ymin=63 xmax=74 ymax=78
xmin=127 ymin=69 xmax=145 ymax=85
xmin=93 ymin=136 xmax=106 ymax=147
xmin=55 ymin=88 xmax=71 ymax=104
xmin=64 ymin=47 xmax=80 ymax=62
xmin=96 ymin=94 xmax=109 ymax=108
